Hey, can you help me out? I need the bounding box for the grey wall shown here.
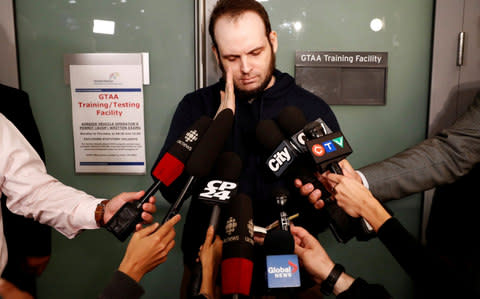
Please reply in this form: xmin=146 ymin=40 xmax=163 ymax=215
xmin=0 ymin=0 xmax=19 ymax=88
xmin=12 ymin=1 xmax=433 ymax=298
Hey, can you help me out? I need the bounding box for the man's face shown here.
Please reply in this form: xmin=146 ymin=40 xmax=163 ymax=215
xmin=213 ymin=11 xmax=278 ymax=99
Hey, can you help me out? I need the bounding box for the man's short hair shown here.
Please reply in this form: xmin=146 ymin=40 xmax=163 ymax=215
xmin=208 ymin=0 xmax=272 ymax=49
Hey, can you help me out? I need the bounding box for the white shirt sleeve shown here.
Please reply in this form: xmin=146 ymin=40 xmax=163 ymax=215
xmin=0 ymin=114 xmax=105 ymax=239
xmin=356 ymin=170 xmax=370 ymax=189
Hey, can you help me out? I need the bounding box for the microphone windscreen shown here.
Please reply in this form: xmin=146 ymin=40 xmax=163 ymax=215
xmin=151 ymin=153 xmax=184 ymax=186
xmin=221 ymin=193 xmax=254 ymax=296
xmin=213 ymin=151 xmax=242 ymax=182
xmin=264 ymin=229 xmax=295 ymax=255
xmin=222 ymin=193 xmax=254 ymax=259
xmin=256 ymin=119 xmax=285 ymax=151
xmin=152 ymin=116 xmax=211 ymax=185
xmin=186 ymin=109 xmax=234 ymax=177
xmin=276 ymin=106 xmax=307 ymax=136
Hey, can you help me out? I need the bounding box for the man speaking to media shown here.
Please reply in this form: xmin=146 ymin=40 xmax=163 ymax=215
xmin=154 ymin=0 xmax=341 ymax=296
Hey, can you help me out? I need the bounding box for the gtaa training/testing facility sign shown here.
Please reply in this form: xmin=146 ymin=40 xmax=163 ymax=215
xmin=69 ymin=65 xmax=145 ymax=174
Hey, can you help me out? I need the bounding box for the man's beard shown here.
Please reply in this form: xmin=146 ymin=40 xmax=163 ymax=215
xmin=219 ymin=49 xmax=276 ymax=101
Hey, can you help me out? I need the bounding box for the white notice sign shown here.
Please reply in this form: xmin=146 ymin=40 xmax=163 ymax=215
xmin=70 ymin=65 xmax=145 ymax=174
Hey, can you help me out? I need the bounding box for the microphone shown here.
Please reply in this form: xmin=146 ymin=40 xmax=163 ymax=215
xmin=302 ymin=117 xmax=375 ymax=240
xmin=221 ymin=193 xmax=254 ymax=297
xmin=105 ymin=116 xmax=212 ymax=241
xmin=262 ymin=106 xmax=374 ymax=242
xmin=255 ymin=117 xmax=330 ymax=201
xmin=303 ymin=120 xmax=352 ymax=175
xmin=275 ymin=105 xmax=310 ymax=153
xmin=256 ymin=119 xmax=301 ymax=177
xmin=264 ymin=188 xmax=301 ymax=293
xmin=274 ymin=106 xmax=347 ymax=194
xmin=200 ymin=151 xmax=242 ymax=229
xmin=161 ymin=108 xmax=235 ymax=223
xmin=256 ymin=106 xmax=327 ymax=178
xmin=188 ymin=151 xmax=242 ymax=296
xmin=271 ymin=187 xmax=291 ymax=232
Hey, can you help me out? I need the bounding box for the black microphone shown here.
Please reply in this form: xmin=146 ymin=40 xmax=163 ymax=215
xmin=302 ymin=117 xmax=375 ymax=240
xmin=221 ymin=193 xmax=255 ymax=297
xmin=188 ymin=151 xmax=242 ymax=296
xmin=271 ymin=187 xmax=291 ymax=232
xmin=303 ymin=120 xmax=352 ymax=175
xmin=269 ymin=106 xmax=375 ymax=242
xmin=256 ymin=119 xmax=302 ymax=177
xmin=105 ymin=116 xmax=212 ymax=241
xmin=161 ymin=108 xmax=235 ymax=224
xmin=256 ymin=117 xmax=330 ymax=202
xmin=264 ymin=193 xmax=301 ymax=294
xmin=275 ymin=105 xmax=310 ymax=153
xmin=201 ymin=151 xmax=242 ymax=229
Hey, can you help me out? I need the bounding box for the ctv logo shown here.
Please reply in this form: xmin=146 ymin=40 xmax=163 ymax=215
xmin=199 ymin=180 xmax=237 ymax=201
xmin=311 ymin=136 xmax=345 ymax=157
xmin=267 ymin=146 xmax=292 ymax=172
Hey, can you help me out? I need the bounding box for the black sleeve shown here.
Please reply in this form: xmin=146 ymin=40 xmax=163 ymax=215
xmin=98 ymin=271 xmax=145 ymax=299
xmin=336 ymin=278 xmax=391 ymax=299
xmin=378 ymin=217 xmax=478 ymax=297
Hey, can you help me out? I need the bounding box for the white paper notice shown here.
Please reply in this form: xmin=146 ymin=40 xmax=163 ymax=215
xmin=70 ymin=65 xmax=145 ymax=174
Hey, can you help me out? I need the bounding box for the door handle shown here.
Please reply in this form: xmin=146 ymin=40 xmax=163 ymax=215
xmin=457 ymin=31 xmax=465 ymax=66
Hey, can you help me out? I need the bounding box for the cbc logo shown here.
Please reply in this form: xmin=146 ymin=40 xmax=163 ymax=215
xmin=311 ymin=144 xmax=325 ymax=157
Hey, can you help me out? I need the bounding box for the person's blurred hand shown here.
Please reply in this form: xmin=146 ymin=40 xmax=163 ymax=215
xmin=290 ymin=224 xmax=334 ymax=284
xmin=25 ymin=255 xmax=50 ymax=276
xmin=118 ymin=214 xmax=181 ymax=282
xmin=0 ymin=279 xmax=33 ymax=299
xmin=198 ymin=225 xmax=223 ymax=299
xmin=294 ymin=159 xmax=362 ymax=210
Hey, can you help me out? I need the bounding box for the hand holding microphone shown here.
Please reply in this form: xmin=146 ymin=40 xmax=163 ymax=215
xmin=275 ymin=106 xmax=375 ymax=241
xmin=162 ymin=108 xmax=235 ymax=224
xmin=296 ymin=159 xmax=361 ymax=209
xmin=188 ymin=151 xmax=242 ymax=296
xmin=263 ymin=188 xmax=301 ymax=294
xmin=103 ymin=191 xmax=157 ymax=231
xmin=105 ymin=116 xmax=212 ymax=241
xmin=118 ymin=214 xmax=181 ymax=283
xmin=197 ymin=225 xmax=223 ymax=299
xmin=323 ymin=172 xmax=392 ymax=233
xmin=290 ymin=224 xmax=354 ymax=296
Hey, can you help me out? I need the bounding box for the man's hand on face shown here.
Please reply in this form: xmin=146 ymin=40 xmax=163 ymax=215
xmin=216 ymin=67 xmax=235 ymax=118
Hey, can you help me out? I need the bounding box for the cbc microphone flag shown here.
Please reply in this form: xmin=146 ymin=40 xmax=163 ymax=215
xmin=70 ymin=64 xmax=145 ymax=174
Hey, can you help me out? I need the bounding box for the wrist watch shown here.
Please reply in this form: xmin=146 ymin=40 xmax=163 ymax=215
xmin=320 ymin=263 xmax=345 ymax=296
xmin=95 ymin=200 xmax=110 ymax=227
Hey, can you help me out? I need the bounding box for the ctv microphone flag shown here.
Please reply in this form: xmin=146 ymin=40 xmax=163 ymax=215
xmin=305 ymin=131 xmax=353 ymax=173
